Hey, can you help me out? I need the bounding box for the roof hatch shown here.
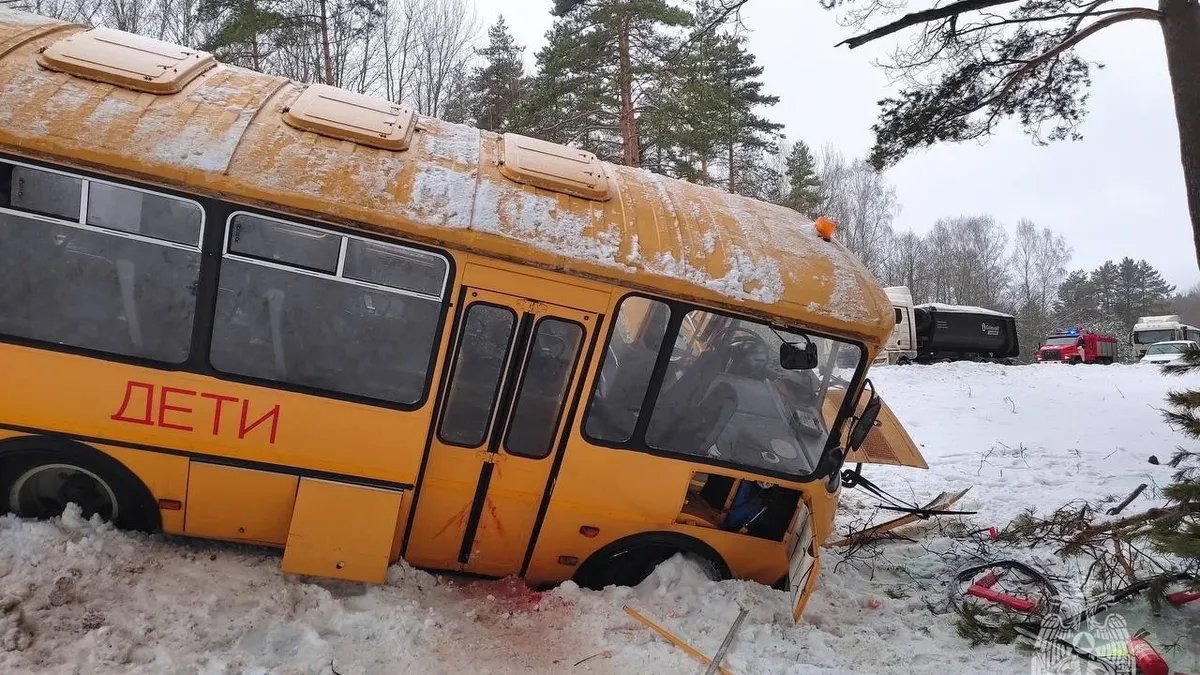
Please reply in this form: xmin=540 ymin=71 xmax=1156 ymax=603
xmin=498 ymin=133 xmax=610 ymax=201
xmin=38 ymin=27 xmax=215 ymax=95
xmin=282 ymin=84 xmax=416 ymax=151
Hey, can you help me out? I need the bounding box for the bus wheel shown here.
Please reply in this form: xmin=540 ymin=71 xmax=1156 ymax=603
xmin=0 ymin=440 xmax=160 ymax=532
xmin=573 ymin=533 xmax=730 ymax=590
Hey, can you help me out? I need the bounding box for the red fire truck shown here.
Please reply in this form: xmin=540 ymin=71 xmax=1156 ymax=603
xmin=1036 ymin=327 xmax=1118 ymax=364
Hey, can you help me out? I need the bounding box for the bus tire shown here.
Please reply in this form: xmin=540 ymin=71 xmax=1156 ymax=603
xmin=0 ymin=436 xmax=161 ymax=533
xmin=573 ymin=532 xmax=731 ymax=590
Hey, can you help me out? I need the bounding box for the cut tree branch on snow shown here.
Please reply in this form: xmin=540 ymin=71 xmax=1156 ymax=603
xmin=1065 ymin=502 xmax=1198 ymax=552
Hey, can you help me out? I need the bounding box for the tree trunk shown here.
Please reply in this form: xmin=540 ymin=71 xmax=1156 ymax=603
xmin=617 ymin=15 xmax=640 ymax=167
xmin=318 ymin=0 xmax=334 ymax=86
xmin=1160 ymin=0 xmax=1200 ymax=267
xmin=728 ymin=137 xmax=735 ymax=193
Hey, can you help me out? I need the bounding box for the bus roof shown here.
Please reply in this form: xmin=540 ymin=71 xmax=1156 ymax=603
xmin=0 ymin=9 xmax=891 ymax=345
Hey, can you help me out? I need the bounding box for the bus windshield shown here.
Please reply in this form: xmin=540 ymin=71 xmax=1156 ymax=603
xmin=1136 ymin=329 xmax=1176 ymax=344
xmin=586 ymin=299 xmax=861 ymax=479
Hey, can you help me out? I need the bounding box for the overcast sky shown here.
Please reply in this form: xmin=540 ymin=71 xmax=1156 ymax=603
xmin=478 ymin=0 xmax=1196 ymax=291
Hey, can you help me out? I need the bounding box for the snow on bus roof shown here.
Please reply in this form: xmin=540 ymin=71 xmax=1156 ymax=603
xmin=0 ymin=9 xmax=891 ymax=343
xmin=917 ymin=303 xmax=1014 ymax=319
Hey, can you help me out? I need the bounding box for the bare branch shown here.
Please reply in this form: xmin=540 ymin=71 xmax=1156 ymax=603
xmin=976 ymin=8 xmax=1161 ymax=110
xmin=839 ymin=0 xmax=1028 ymax=48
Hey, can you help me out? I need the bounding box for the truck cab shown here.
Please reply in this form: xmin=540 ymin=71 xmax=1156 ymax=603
xmin=1132 ymin=315 xmax=1200 ymax=358
xmin=875 ymin=286 xmax=917 ymax=365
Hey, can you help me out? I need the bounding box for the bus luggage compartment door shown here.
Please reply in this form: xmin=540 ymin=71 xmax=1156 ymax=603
xmin=281 ymin=478 xmax=404 ymax=583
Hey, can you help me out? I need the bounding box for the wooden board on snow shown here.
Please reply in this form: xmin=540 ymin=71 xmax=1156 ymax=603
xmin=827 ymin=487 xmax=972 ymax=548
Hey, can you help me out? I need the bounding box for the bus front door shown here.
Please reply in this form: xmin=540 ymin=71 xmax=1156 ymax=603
xmin=405 ymin=286 xmax=594 ymax=577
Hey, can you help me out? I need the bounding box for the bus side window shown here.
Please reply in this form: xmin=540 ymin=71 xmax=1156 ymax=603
xmin=3 ymin=164 xmax=81 ymax=221
xmin=87 ymin=182 xmax=203 ymax=246
xmin=211 ymin=214 xmax=449 ymax=406
xmin=584 ymin=297 xmax=671 ymax=443
xmin=0 ymin=162 xmax=200 ymax=363
xmin=438 ymin=304 xmax=516 ymax=446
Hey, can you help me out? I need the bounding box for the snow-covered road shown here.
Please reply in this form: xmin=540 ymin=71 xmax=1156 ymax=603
xmin=0 ymin=363 xmax=1196 ymax=674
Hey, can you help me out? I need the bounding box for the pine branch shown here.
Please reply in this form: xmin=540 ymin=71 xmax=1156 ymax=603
xmin=1065 ymin=503 xmax=1199 ymax=552
xmin=969 ymin=9 xmax=1161 ymax=112
xmin=838 ymin=0 xmax=1028 ymax=49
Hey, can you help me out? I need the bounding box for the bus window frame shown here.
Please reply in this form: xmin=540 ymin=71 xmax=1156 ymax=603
xmin=207 ymin=211 xmax=453 ymax=410
xmin=0 ymin=156 xmax=206 ymax=366
xmin=0 ymin=156 xmax=206 ymax=252
xmin=0 ymin=152 xmax=457 ymax=413
xmin=436 ymin=301 xmax=519 ymax=449
xmin=221 ymin=210 xmax=450 ymax=303
xmin=501 ymin=315 xmax=587 ymax=461
xmin=579 ymin=292 xmax=868 ymax=484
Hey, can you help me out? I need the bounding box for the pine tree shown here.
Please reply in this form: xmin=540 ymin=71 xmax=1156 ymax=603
xmin=468 ymin=16 xmax=526 ymax=132
xmin=1056 ymin=269 xmax=1098 ymax=326
xmin=1090 ymin=261 xmax=1121 ymax=322
xmin=199 ymin=0 xmax=296 ymax=71
xmin=781 ymin=141 xmax=821 ymax=215
xmin=521 ymin=0 xmax=691 ymax=165
xmin=643 ymin=7 xmax=780 ymax=196
xmin=1155 ymin=355 xmax=1200 ymax=571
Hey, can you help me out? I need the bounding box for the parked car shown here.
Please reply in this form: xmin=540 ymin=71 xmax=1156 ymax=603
xmin=1139 ymin=340 xmax=1200 ymax=365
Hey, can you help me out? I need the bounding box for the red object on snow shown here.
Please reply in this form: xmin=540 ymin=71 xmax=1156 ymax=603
xmin=1126 ymin=637 xmax=1168 ymax=675
xmin=967 ymin=583 xmax=1037 ymax=612
xmin=987 ymin=526 xmax=998 ymax=540
xmin=974 ymin=570 xmax=1000 ymax=589
xmin=1167 ymin=590 xmax=1200 ymax=607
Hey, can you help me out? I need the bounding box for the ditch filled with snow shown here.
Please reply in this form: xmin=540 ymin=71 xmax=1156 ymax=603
xmin=0 ymin=362 xmax=1196 ymax=674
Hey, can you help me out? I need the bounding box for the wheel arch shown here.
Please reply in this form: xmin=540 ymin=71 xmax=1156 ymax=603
xmin=573 ymin=530 xmax=732 ymax=589
xmin=0 ymin=434 xmax=162 ymax=532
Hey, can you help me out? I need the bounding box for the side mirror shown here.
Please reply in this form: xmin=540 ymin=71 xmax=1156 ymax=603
xmin=780 ymin=341 xmax=818 ymax=370
xmin=848 ymin=395 xmax=882 ymax=450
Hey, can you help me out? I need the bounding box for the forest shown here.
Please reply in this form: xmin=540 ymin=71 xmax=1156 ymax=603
xmin=4 ymin=0 xmax=1192 ymax=356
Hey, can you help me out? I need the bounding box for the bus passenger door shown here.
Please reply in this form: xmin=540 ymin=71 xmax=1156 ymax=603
xmin=405 ymin=287 xmax=594 ymax=577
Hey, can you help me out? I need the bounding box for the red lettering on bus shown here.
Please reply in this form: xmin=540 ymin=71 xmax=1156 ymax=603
xmin=157 ymin=386 xmax=196 ymax=431
xmin=113 ymin=381 xmax=281 ymax=442
xmin=200 ymin=392 xmax=239 ymax=435
xmin=239 ymin=401 xmax=281 ymax=445
xmin=111 ymin=381 xmax=155 ymax=425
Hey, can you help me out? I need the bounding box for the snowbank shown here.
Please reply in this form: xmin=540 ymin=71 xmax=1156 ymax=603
xmin=0 ymin=363 xmax=1196 ymax=673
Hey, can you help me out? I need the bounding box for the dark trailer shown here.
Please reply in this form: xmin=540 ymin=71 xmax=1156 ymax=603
xmin=913 ymin=303 xmax=1020 ymax=363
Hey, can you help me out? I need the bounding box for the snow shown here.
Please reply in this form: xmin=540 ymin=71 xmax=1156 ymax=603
xmin=917 ymin=302 xmax=1014 ymax=318
xmin=0 ymin=364 xmax=1193 ymax=670
xmin=2 ymin=363 xmax=1196 ymax=672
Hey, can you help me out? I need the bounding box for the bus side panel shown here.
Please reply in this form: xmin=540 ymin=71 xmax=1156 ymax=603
xmin=184 ymin=463 xmax=298 ymax=545
xmin=0 ymin=344 xmax=432 ymax=485
xmin=96 ymin=444 xmax=190 ymax=534
xmin=524 ymin=439 xmax=793 ymax=587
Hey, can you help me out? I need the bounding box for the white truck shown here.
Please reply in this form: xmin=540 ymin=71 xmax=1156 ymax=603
xmin=1132 ymin=315 xmax=1200 ymax=358
xmin=874 ymin=286 xmax=917 ymax=365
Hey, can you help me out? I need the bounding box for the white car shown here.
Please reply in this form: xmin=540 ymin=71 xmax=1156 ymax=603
xmin=1139 ymin=340 xmax=1199 ymax=364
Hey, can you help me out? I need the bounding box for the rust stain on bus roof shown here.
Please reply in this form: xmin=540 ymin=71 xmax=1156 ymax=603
xmin=0 ymin=8 xmax=892 ymax=346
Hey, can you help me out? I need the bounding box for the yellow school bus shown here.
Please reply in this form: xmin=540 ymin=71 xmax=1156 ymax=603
xmin=0 ymin=9 xmax=925 ymax=620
